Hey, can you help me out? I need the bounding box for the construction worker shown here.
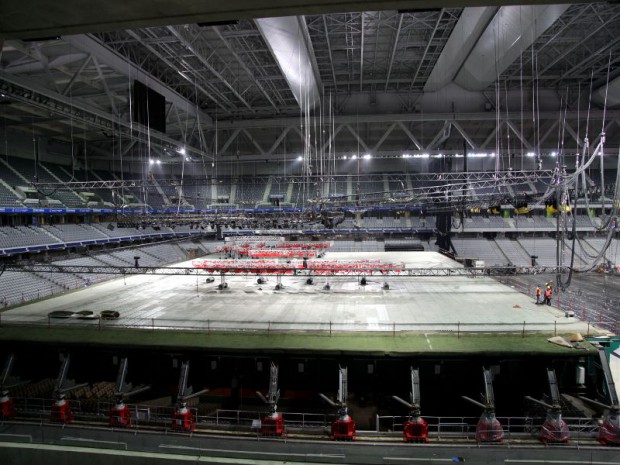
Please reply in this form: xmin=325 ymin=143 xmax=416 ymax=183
xmin=535 ymin=285 xmax=542 ymax=304
xmin=544 ymin=287 xmax=552 ymax=306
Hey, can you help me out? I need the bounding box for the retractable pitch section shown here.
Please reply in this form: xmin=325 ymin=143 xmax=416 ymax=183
xmin=0 ymin=354 xmax=28 ymax=419
xmin=393 ymin=367 xmax=428 ymax=442
xmin=319 ymin=366 xmax=355 ymax=440
xmin=109 ymin=358 xmax=150 ymax=428
xmin=462 ymin=368 xmax=504 ymax=443
xmin=580 ymin=347 xmax=620 ymax=445
xmin=256 ymin=363 xmax=284 ymax=436
xmin=525 ymin=368 xmax=569 ymax=443
xmin=171 ymin=361 xmax=209 ymax=432
xmin=51 ymin=355 xmax=88 ymax=424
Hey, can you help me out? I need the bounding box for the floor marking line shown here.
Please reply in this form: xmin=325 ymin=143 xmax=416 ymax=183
xmin=159 ymin=444 xmax=344 ymax=459
xmin=61 ymin=436 xmax=127 ymax=449
xmin=382 ymin=459 xmax=455 ymax=463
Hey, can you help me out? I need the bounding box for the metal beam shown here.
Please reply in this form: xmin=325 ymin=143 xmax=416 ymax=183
xmin=0 ymin=70 xmax=210 ymax=159
xmin=322 ymin=15 xmax=338 ymax=89
xmin=213 ymin=110 xmax=620 ymax=130
xmin=505 ymin=120 xmax=532 ymax=150
xmin=212 ymin=26 xmax=277 ymax=111
xmin=219 ymin=128 xmax=242 ymax=155
xmin=426 ymin=121 xmax=451 ymax=150
xmin=241 ymin=128 xmax=265 ymax=155
xmin=126 ymin=28 xmax=233 ymax=113
xmin=540 ymin=11 xmax=620 ymax=77
xmin=167 ymin=25 xmax=253 ymax=111
xmin=63 ymin=34 xmax=212 ymax=126
xmin=61 ymin=55 xmax=92 ymax=96
xmin=397 ymin=122 xmax=423 ymax=150
xmin=267 ymin=126 xmax=293 ymax=155
xmin=384 ymin=14 xmax=403 ymax=92
xmin=373 ymin=123 xmax=397 ymax=152
xmin=410 ymin=9 xmax=444 ymax=91
xmin=0 ymin=262 xmax=569 ymax=278
xmin=360 ymin=12 xmax=365 ymax=92
xmin=91 ymin=56 xmax=118 ymax=116
xmin=451 ymin=121 xmax=477 ymax=150
xmin=343 ymin=123 xmax=370 ymax=154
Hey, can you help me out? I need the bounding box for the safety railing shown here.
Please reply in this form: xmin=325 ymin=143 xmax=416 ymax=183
xmin=6 ymin=400 xmax=603 ymax=444
xmin=0 ymin=313 xmax=598 ymax=336
xmin=375 ymin=414 xmax=601 ymax=442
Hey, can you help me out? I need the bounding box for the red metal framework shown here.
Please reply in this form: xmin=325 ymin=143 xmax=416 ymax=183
xmin=192 ymin=259 xmax=406 ymax=275
xmin=217 ymin=241 xmax=332 ymax=256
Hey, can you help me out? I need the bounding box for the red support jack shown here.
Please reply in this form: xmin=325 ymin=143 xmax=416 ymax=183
xmin=171 ymin=403 xmax=195 ymax=432
xmin=261 ymin=411 xmax=285 ymax=436
xmin=50 ymin=355 xmax=87 ymax=424
xmin=463 ymin=368 xmax=504 ymax=443
xmin=0 ymin=354 xmax=26 ymax=419
xmin=109 ymin=401 xmax=132 ymax=428
xmin=475 ymin=411 xmax=504 ymax=443
xmin=582 ymin=346 xmax=620 ymax=446
xmin=403 ymin=417 xmax=429 ymax=443
xmin=51 ymin=397 xmax=74 ymax=424
xmin=394 ymin=368 xmax=428 ymax=443
xmin=331 ymin=413 xmax=356 ymax=441
xmin=0 ymin=392 xmax=16 ymax=419
xmin=320 ymin=366 xmax=355 ymax=441
xmin=539 ymin=412 xmax=569 ymax=444
xmin=598 ymin=410 xmax=620 ymax=446
xmin=109 ymin=358 xmax=149 ymax=428
xmin=257 ymin=363 xmax=285 ymax=437
xmin=525 ymin=369 xmax=569 ymax=444
xmin=170 ymin=361 xmax=208 ymax=433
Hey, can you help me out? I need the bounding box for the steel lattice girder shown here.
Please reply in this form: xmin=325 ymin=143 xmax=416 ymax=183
xmin=29 ymin=170 xmax=554 ymax=191
xmin=317 ymin=170 xmax=555 ymax=206
xmin=0 ymin=263 xmax=568 ymax=277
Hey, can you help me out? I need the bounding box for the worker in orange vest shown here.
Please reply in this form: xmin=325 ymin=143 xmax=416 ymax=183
xmin=535 ymin=286 xmax=542 ymax=304
xmin=544 ymin=287 xmax=552 ymax=306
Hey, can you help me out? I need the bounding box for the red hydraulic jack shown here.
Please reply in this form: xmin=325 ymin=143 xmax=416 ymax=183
xmin=51 ymin=396 xmax=74 ymax=424
xmin=256 ymin=363 xmax=285 ymax=437
xmin=463 ymin=368 xmax=504 ymax=443
xmin=0 ymin=391 xmax=16 ymax=419
xmin=525 ymin=368 xmax=569 ymax=444
xmin=393 ymin=367 xmax=428 ymax=442
xmin=320 ymin=366 xmax=356 ymax=441
xmin=261 ymin=411 xmax=285 ymax=436
xmin=171 ymin=402 xmax=196 ymax=432
xmin=170 ymin=361 xmax=208 ymax=432
xmin=0 ymin=354 xmax=24 ymax=419
xmin=598 ymin=409 xmax=620 ymax=446
xmin=110 ymin=400 xmax=132 ymax=427
xmin=331 ymin=409 xmax=356 ymax=440
xmin=109 ymin=358 xmax=150 ymax=428
xmin=581 ymin=346 xmax=620 ymax=446
xmin=50 ymin=355 xmax=87 ymax=424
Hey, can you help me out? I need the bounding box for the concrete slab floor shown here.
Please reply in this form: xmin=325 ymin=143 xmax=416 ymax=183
xmin=0 ymin=252 xmax=594 ymax=335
